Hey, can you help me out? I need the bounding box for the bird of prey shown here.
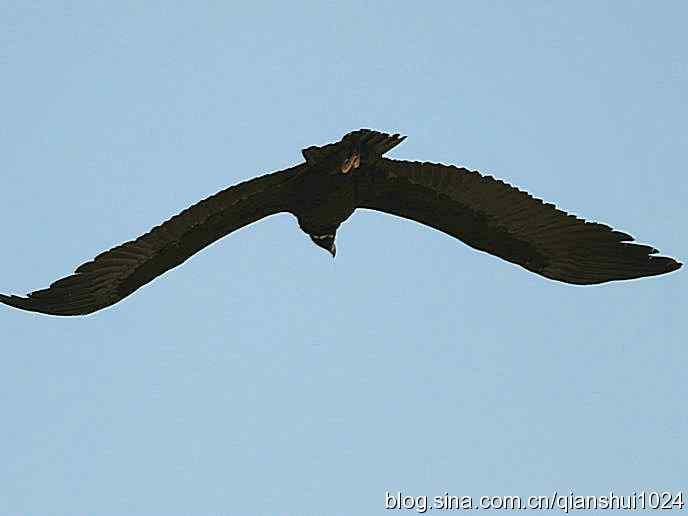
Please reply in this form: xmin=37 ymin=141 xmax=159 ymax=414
xmin=0 ymin=129 xmax=681 ymax=316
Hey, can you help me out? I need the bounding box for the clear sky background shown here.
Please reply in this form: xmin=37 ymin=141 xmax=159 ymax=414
xmin=1 ymin=2 xmax=686 ymax=515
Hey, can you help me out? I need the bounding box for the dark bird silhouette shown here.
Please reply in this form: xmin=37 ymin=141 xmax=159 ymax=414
xmin=0 ymin=129 xmax=681 ymax=316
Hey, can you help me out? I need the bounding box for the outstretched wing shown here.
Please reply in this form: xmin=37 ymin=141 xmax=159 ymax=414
xmin=1 ymin=166 xmax=302 ymax=315
xmin=356 ymin=158 xmax=681 ymax=284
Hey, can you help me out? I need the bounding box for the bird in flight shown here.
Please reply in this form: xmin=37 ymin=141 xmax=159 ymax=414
xmin=1 ymin=129 xmax=681 ymax=316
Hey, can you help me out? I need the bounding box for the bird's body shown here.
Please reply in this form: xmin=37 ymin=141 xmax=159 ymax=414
xmin=0 ymin=129 xmax=681 ymax=316
xmin=294 ymin=129 xmax=401 ymax=252
xmin=294 ymin=167 xmax=356 ymax=245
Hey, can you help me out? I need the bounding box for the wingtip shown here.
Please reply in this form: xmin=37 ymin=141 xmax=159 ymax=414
xmin=0 ymin=293 xmax=26 ymax=311
xmin=646 ymin=255 xmax=682 ymax=278
xmin=0 ymin=292 xmax=102 ymax=316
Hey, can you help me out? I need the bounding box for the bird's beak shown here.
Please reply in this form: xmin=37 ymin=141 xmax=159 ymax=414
xmin=329 ymin=244 xmax=336 ymax=258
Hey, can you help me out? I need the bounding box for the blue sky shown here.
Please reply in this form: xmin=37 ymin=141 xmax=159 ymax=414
xmin=1 ymin=2 xmax=686 ymax=515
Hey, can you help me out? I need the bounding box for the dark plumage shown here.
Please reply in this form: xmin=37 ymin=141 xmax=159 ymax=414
xmin=1 ymin=129 xmax=681 ymax=316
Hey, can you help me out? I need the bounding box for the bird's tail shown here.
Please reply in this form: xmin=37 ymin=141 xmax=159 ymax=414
xmin=346 ymin=129 xmax=406 ymax=160
xmin=302 ymin=129 xmax=406 ymax=167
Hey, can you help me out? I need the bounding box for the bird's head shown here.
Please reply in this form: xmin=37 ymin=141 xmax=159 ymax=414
xmin=309 ymin=233 xmax=337 ymax=258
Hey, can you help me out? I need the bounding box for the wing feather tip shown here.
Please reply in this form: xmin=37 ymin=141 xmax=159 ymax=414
xmin=660 ymin=257 xmax=682 ymax=273
xmin=0 ymin=292 xmax=103 ymax=316
xmin=0 ymin=293 xmax=32 ymax=311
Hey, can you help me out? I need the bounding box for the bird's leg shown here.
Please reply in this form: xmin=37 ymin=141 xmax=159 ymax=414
xmin=340 ymin=152 xmax=361 ymax=174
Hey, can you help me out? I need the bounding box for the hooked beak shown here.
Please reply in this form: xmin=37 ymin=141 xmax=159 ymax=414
xmin=329 ymin=243 xmax=336 ymax=258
